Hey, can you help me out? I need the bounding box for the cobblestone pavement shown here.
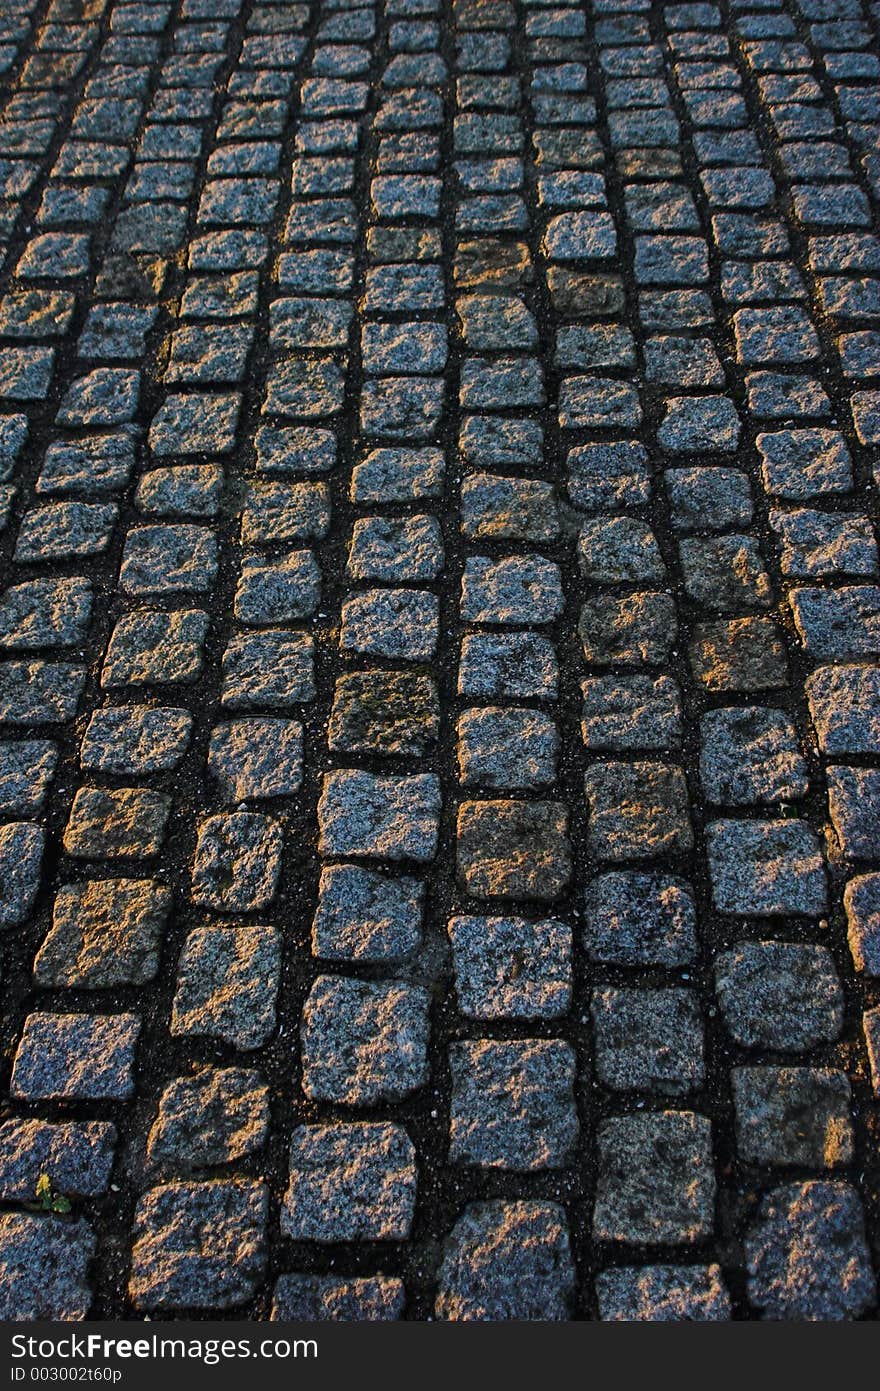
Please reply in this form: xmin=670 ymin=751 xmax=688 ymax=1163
xmin=0 ymin=0 xmax=879 ymax=1325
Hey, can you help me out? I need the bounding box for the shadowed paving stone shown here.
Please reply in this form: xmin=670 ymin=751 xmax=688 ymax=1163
xmin=300 ymin=975 xmax=430 ymax=1105
xmin=666 ymin=467 xmax=753 ymax=531
xmin=435 ymin=1201 xmax=574 ymax=1321
xmin=254 ymin=425 xmax=336 ymax=477
xmin=35 ymin=879 xmax=172 ymax=988
xmin=312 ymin=865 xmax=424 ymax=962
xmin=457 ymin=707 xmax=558 ymax=789
xmin=234 ymin=550 xmax=321 ymax=625
xmin=591 ymin=988 xmax=705 ymax=1095
xmin=715 ymin=943 xmax=843 ymax=1049
xmin=172 ymin=927 xmax=280 ymax=1050
xmin=11 ymin=1013 xmax=140 ymax=1100
xmin=593 ymin=1112 xmax=715 ymax=1245
xmin=706 ymin=819 xmax=826 ymax=915
xmin=700 ymin=708 xmax=808 ymax=805
xmin=136 ymin=466 xmax=223 ymax=519
xmin=457 ymin=295 xmax=537 ymax=351
xmin=596 ymin=1266 xmax=732 ymax=1322
xmin=0 ymin=661 xmax=86 ymax=724
xmin=360 ymin=377 xmax=444 ymax=438
xmin=129 ymin=1181 xmax=268 ymax=1311
xmin=584 ymin=872 xmax=698 ymax=966
xmin=0 ymin=578 xmax=92 ymax=649
xmin=689 ymin=617 xmax=788 ymax=691
xmin=102 ymin=610 xmax=209 ymax=687
xmin=221 ymin=631 xmax=315 ymax=709
xmin=271 ymin=1275 xmax=404 ymax=1321
xmin=0 ymin=823 xmax=44 ymax=926
xmin=449 ymin=1039 xmax=577 ymax=1170
xmin=448 ymin=915 xmax=572 ymax=1020
xmin=865 ymin=1010 xmax=880 ymax=1097
xmin=347 ymin=515 xmax=444 ymax=581
xmin=458 ymin=632 xmax=558 ymax=700
xmin=581 ymin=675 xmax=682 ymax=751
xmin=679 ymin=535 xmax=772 ymax=610
xmin=584 ymin=762 xmax=693 ymax=860
xmin=318 ymin=771 xmax=440 ymax=861
xmin=558 ymin=375 xmax=641 ymax=429
xmin=0 ymin=741 xmax=57 ymax=815
xmin=577 ymin=516 xmax=665 ymax=583
xmin=827 ymin=766 xmax=880 ymax=859
xmin=120 ymin=526 xmax=218 ymax=594
xmin=457 ymin=800 xmax=571 ymax=901
xmin=63 ymin=787 xmax=170 ymax=859
xmin=732 ymin=1068 xmax=853 ymax=1168
xmin=282 ymin=1123 xmax=417 ymax=1240
xmin=192 ymin=813 xmax=283 ymax=912
xmin=460 ymin=415 xmax=543 ymax=465
xmin=579 ymin=592 xmax=677 ymax=666
xmin=0 ymin=1216 xmax=95 ymax=1320
xmin=461 ymin=474 xmax=558 ymax=542
xmin=208 ymin=719 xmax=303 ymax=800
xmin=845 ymin=875 xmax=880 ymax=975
xmin=148 ymin=1068 xmax=270 ymax=1170
xmin=745 ymin=1182 xmax=875 ymax=1320
xmin=80 ymin=707 xmax=192 ymax=774
xmin=567 ymin=441 xmax=651 ymax=510
xmin=0 ymin=1120 xmax=115 ymax=1200
xmin=340 ymin=589 xmax=439 ymax=660
xmin=329 ymin=671 xmax=438 ymax=757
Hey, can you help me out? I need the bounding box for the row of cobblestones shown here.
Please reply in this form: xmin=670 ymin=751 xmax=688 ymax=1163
xmin=0 ymin=0 xmax=878 ymax=1322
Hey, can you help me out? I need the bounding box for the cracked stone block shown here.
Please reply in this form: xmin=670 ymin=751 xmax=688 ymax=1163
xmin=347 ymin=515 xmax=443 ymax=582
xmin=461 ymin=473 xmax=558 ymax=542
xmin=172 ymin=926 xmax=280 ymax=1050
xmin=300 ymin=975 xmax=430 ymax=1105
xmin=0 ymin=822 xmax=44 ymax=926
xmin=282 ymin=1123 xmax=417 ymax=1241
xmin=827 ymin=765 xmax=880 ymax=859
xmin=435 ymin=1201 xmax=574 ymax=1321
xmin=449 ymin=1039 xmax=578 ymax=1170
xmin=745 ymin=1182 xmax=875 ymax=1320
xmin=457 ymin=800 xmax=571 ymax=901
xmin=844 ymin=875 xmax=880 ymax=975
xmin=596 ymin=1265 xmax=731 ymax=1322
xmin=461 ymin=554 xmax=563 ymax=625
xmin=732 ymin=1067 xmax=853 ymax=1168
xmin=580 ymin=675 xmax=682 ymax=751
xmin=458 ymin=632 xmax=558 ymax=700
xmin=700 ymin=707 xmax=808 ymax=805
xmin=0 ymin=577 xmax=92 ymax=649
xmin=221 ymin=630 xmax=315 ymax=709
xmin=584 ymin=871 xmax=698 ymax=966
xmin=234 ymin=550 xmax=320 ymax=625
xmin=593 ymin=1112 xmax=715 ymax=1245
xmin=591 ymin=988 xmax=705 ymax=1095
xmin=577 ymin=516 xmax=665 ymax=584
xmin=584 ymin=762 xmax=693 ymax=860
xmin=120 ymin=525 xmax=218 ymax=595
xmin=148 ymin=1068 xmax=270 ymax=1171
xmin=457 ymin=707 xmax=558 ymax=789
xmin=448 ymin=915 xmax=572 ymax=1020
xmin=208 ymin=719 xmax=303 ymax=800
xmin=271 ymin=1275 xmax=404 ymax=1321
xmin=34 ymin=878 xmax=172 ymax=989
xmin=0 ymin=1119 xmax=115 ymax=1201
xmin=129 ymin=1181 xmax=268 ymax=1311
xmin=0 ymin=1215 xmax=95 ymax=1320
xmin=689 ymin=617 xmax=789 ymax=691
xmin=312 ymin=865 xmax=424 ymax=962
xmin=192 ymin=813 xmax=283 ymax=912
xmin=63 ymin=786 xmax=171 ymax=859
xmin=579 ymin=592 xmax=677 ymax=666
xmin=757 ymin=428 xmax=853 ymax=499
xmin=706 ymin=819 xmax=826 ymax=915
xmin=318 ymin=770 xmax=440 ymax=861
xmin=11 ymin=1012 xmax=140 ymax=1100
xmin=329 ymin=670 xmax=438 ymax=757
xmin=102 ymin=609 xmax=209 ymax=686
xmin=340 ymin=588 xmax=439 ymax=660
xmin=714 ymin=943 xmax=843 ymax=1050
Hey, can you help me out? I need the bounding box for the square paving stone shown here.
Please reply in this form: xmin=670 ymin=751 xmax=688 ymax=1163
xmin=844 ymin=874 xmax=880 ymax=975
xmin=558 ymin=375 xmax=641 ymax=430
xmin=435 ymin=1201 xmax=575 ymax=1321
xmin=734 ymin=306 xmax=820 ymax=364
xmin=827 ymin=766 xmax=880 ymax=859
xmin=221 ymin=630 xmax=315 ymax=709
xmin=591 ymin=988 xmax=705 ymax=1095
xmin=0 ymin=1215 xmax=95 ymax=1320
xmin=63 ymin=787 xmax=171 ymax=859
xmin=770 ymin=509 xmax=877 ymax=579
xmin=714 ymin=943 xmax=843 ymax=1049
xmin=282 ymin=1123 xmax=416 ymax=1240
xmin=678 ymin=536 xmax=772 ymax=610
xmin=241 ymin=481 xmax=331 ymax=545
xmin=171 ymin=927 xmax=280 ymax=1050
xmin=700 ymin=708 xmax=808 ymax=805
xmin=56 ymin=369 xmax=140 ymax=426
xmin=129 ymin=1181 xmax=267 ymax=1311
xmin=0 ymin=1119 xmax=115 ymax=1202
xmin=208 ymin=719 xmax=303 ymax=800
xmin=757 ymin=428 xmax=853 ymax=499
xmin=351 ymin=446 xmax=444 ymax=503
xmin=596 ymin=1265 xmax=731 ymax=1322
xmin=119 ymin=525 xmax=218 ymax=594
xmin=457 ymin=800 xmax=571 ymax=901
xmin=149 ymin=392 xmax=241 ymax=455
xmin=584 ymin=871 xmax=698 ymax=966
xmin=657 ymin=394 xmax=741 ymax=452
xmin=102 ymin=609 xmax=210 ymax=687
xmin=593 ymin=1112 xmax=715 ymax=1245
xmin=577 ymin=516 xmax=665 ymax=584
xmin=706 ymin=819 xmax=827 ymax=915
xmin=581 ymin=675 xmax=682 ymax=751
xmin=566 ymin=441 xmax=651 ymax=511
xmin=584 ymin=762 xmax=693 ymax=860
xmin=254 ymin=424 xmax=336 ymax=477
xmin=147 ymin=1067 xmax=270 ymax=1170
xmin=15 ymin=501 xmax=118 ymax=562
xmin=448 ymin=915 xmax=572 ymax=1020
xmin=361 ymin=322 xmax=447 ymax=374
xmin=11 ymin=1012 xmax=140 ymax=1100
xmin=300 ymin=975 xmax=430 ymax=1105
xmin=340 ymin=589 xmax=439 ymax=661
xmin=458 ymin=632 xmax=559 ymax=700
xmin=312 ymin=865 xmax=424 ymax=962
xmin=234 ymin=550 xmax=321 ymax=625
xmin=271 ymin=1275 xmax=404 ymax=1321
xmin=34 ymin=879 xmax=172 ymax=989
xmin=346 ymin=515 xmax=444 ymax=582
xmin=460 ymin=474 xmax=558 ymax=542
xmin=0 ymin=741 xmax=58 ymax=815
xmin=328 ymin=671 xmax=438 ymax=756
xmin=0 ymin=823 xmax=44 ymax=925
xmin=457 ymin=707 xmax=558 ymax=789
xmin=449 ymin=1039 xmax=577 ymax=1171
xmin=461 ymin=555 xmax=564 ymax=625
xmin=0 ymin=661 xmax=87 ymax=726
xmin=732 ymin=1067 xmax=853 ymax=1168
xmin=318 ymin=770 xmax=440 ymax=861
xmin=360 ymin=376 xmax=444 ymax=438
xmin=135 ymin=466 xmax=223 ymax=519
xmin=192 ymin=813 xmax=283 ymax=912
xmin=789 ymin=586 xmax=880 ymax=660
xmin=0 ymin=577 xmax=92 ymax=649
xmin=579 ymin=592 xmax=677 ymax=666
xmin=80 ymin=706 xmax=193 ymax=775
xmin=689 ymin=617 xmax=789 ymax=691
